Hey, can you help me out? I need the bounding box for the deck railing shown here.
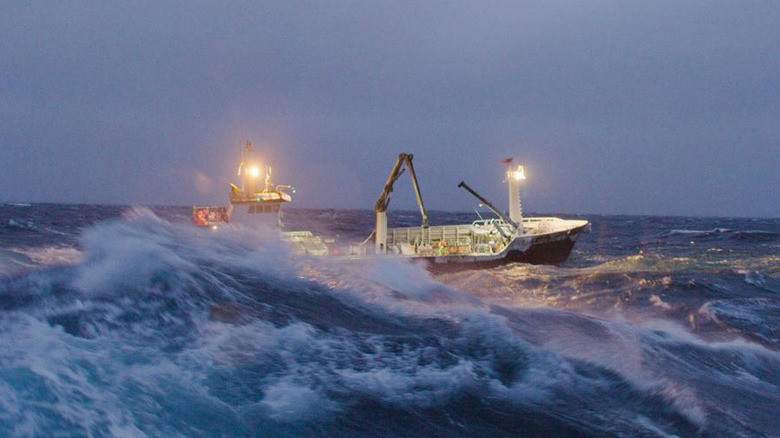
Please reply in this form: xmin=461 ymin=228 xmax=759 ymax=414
xmin=382 ymin=224 xmax=510 ymax=256
xmin=377 ymin=217 xmax=578 ymax=256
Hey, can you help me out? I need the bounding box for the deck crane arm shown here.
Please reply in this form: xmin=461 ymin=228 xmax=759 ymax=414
xmin=375 ymin=153 xmax=428 ymax=227
xmin=457 ymin=181 xmax=518 ymax=235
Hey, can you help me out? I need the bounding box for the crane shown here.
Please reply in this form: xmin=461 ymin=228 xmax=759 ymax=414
xmin=374 ymin=153 xmax=428 ymax=253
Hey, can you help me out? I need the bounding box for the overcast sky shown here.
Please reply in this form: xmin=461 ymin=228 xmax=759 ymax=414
xmin=2 ymin=1 xmax=778 ymax=217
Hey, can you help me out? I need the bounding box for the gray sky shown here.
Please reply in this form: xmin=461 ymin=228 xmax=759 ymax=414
xmin=2 ymin=1 xmax=779 ymax=217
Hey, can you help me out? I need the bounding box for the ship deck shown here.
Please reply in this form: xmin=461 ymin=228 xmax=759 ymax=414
xmin=376 ymin=217 xmax=588 ymax=258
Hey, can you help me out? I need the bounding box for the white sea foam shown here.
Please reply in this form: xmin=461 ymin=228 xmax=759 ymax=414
xmin=6 ymin=219 xmax=36 ymax=230
xmin=650 ymin=294 xmax=672 ymax=310
xmin=15 ymin=246 xmax=82 ymax=266
xmin=2 ymin=209 xmax=778 ymax=436
xmin=737 ymin=269 xmax=766 ymax=287
xmin=670 ymin=228 xmax=730 ymax=235
xmin=260 ymin=379 xmax=335 ymax=421
xmin=634 ymin=414 xmax=682 ymax=438
xmin=0 ymin=249 xmax=35 ymax=276
xmin=72 ymin=226 xmax=197 ymax=294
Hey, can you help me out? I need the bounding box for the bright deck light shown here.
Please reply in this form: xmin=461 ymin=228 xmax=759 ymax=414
xmin=512 ymin=166 xmax=526 ymax=181
xmin=249 ymin=166 xmax=261 ymax=178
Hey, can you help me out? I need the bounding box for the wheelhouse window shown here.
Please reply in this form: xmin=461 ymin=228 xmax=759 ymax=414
xmin=248 ymin=203 xmax=281 ymax=214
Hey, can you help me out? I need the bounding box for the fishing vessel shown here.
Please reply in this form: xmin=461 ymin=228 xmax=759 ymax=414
xmin=364 ymin=153 xmax=589 ymax=269
xmin=192 ymin=142 xmax=328 ymax=255
xmin=193 ymin=141 xmax=293 ymax=230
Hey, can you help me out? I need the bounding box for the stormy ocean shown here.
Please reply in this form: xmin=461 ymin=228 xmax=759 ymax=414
xmin=0 ymin=203 xmax=779 ymax=437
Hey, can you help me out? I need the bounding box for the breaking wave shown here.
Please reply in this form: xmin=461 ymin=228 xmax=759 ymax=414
xmin=0 ymin=210 xmax=778 ymax=437
xmin=668 ymin=227 xmax=780 ymax=243
xmin=669 ymin=228 xmax=731 ymax=236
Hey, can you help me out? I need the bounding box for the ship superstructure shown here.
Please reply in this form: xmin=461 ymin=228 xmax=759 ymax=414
xmin=227 ymin=141 xmax=292 ymax=229
xmin=192 ymin=142 xmax=328 ymax=255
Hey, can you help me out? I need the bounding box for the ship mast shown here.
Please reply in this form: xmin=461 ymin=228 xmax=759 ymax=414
xmin=504 ymin=159 xmax=525 ymax=234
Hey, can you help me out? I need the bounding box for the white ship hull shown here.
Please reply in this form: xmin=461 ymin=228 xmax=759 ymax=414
xmin=372 ymin=217 xmax=589 ymax=270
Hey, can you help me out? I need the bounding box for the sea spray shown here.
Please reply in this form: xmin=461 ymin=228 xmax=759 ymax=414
xmin=0 ymin=207 xmax=778 ymax=436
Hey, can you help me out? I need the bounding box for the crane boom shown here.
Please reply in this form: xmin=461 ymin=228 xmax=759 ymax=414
xmin=375 ymin=153 xmax=428 ymax=227
xmin=457 ymin=181 xmax=518 ymax=233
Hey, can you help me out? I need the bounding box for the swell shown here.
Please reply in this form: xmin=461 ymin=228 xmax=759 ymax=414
xmin=667 ymin=227 xmax=780 ymax=243
xmin=0 ymin=211 xmax=777 ymax=437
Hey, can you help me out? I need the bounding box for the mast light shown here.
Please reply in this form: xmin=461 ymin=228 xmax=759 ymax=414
xmin=249 ymin=166 xmax=261 ymax=178
xmin=512 ymin=166 xmax=526 ymax=181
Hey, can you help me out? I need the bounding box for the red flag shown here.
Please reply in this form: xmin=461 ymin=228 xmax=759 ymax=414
xmin=501 ymin=157 xmax=513 ymax=165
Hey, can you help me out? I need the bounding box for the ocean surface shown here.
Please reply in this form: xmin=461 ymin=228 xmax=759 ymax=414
xmin=1 ymin=203 xmax=779 ymax=437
